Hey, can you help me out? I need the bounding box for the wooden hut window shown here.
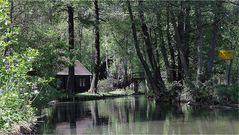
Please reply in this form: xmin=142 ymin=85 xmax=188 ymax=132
xmin=80 ymin=78 xmax=86 ymax=87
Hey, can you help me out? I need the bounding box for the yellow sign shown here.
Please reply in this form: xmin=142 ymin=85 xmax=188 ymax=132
xmin=218 ymin=50 xmax=234 ymax=60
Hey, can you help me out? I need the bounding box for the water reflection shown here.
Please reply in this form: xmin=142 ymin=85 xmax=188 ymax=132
xmin=39 ymin=96 xmax=239 ymax=134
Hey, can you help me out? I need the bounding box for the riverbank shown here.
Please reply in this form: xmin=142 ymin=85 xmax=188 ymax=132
xmin=187 ymin=101 xmax=239 ymax=110
xmin=52 ymin=90 xmax=238 ymax=111
xmin=0 ymin=113 xmax=38 ymax=135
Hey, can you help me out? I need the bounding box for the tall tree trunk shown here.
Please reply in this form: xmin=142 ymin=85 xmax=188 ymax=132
xmin=67 ymin=6 xmax=75 ymax=95
xmin=206 ymin=1 xmax=222 ymax=79
xmin=166 ymin=4 xmax=177 ymax=81
xmin=170 ymin=9 xmax=189 ymax=77
xmin=89 ymin=0 xmax=100 ymax=93
xmin=225 ymin=44 xmax=234 ymax=85
xmin=195 ymin=2 xmax=203 ymax=85
xmin=123 ymin=56 xmax=128 ymax=89
xmin=126 ymin=0 xmax=162 ymax=99
xmin=156 ymin=14 xmax=171 ymax=82
xmin=225 ymin=60 xmax=233 ymax=85
xmin=177 ymin=49 xmax=183 ymax=81
xmin=122 ymin=38 xmax=129 ymax=89
xmin=138 ymin=5 xmax=157 ymax=71
xmin=105 ymin=47 xmax=109 ymax=78
xmin=138 ymin=1 xmax=166 ymax=99
xmin=78 ymin=24 xmax=83 ymax=60
xmin=184 ymin=1 xmax=190 ymax=68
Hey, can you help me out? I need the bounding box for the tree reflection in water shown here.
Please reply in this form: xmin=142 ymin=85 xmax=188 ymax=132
xmin=38 ymin=96 xmax=239 ymax=134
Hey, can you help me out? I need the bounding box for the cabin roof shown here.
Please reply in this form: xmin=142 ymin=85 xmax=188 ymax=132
xmin=57 ymin=60 xmax=92 ymax=76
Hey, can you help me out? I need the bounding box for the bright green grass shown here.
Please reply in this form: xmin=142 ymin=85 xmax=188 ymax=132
xmin=76 ymin=89 xmax=134 ymax=98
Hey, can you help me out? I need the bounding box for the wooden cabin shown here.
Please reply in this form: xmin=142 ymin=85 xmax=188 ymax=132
xmin=56 ymin=60 xmax=92 ymax=93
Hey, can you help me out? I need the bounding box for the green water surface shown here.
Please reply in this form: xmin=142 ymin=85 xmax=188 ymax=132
xmin=39 ymin=96 xmax=239 ymax=134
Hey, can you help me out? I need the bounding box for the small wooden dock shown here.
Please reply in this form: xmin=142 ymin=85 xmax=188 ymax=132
xmin=130 ymin=72 xmax=145 ymax=93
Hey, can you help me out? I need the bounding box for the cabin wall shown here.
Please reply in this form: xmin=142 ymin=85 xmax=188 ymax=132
xmin=75 ymin=76 xmax=91 ymax=93
xmin=57 ymin=75 xmax=91 ymax=93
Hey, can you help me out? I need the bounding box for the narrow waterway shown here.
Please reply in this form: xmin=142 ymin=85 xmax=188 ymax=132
xmin=38 ymin=96 xmax=239 ymax=134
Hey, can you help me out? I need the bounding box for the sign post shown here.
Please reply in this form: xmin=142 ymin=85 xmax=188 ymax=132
xmin=218 ymin=50 xmax=234 ymax=60
xmin=218 ymin=49 xmax=234 ymax=85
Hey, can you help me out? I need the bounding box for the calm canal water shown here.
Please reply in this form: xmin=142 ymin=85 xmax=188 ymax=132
xmin=38 ymin=96 xmax=239 ymax=134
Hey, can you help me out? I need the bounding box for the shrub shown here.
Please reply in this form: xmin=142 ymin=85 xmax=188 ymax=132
xmin=0 ymin=49 xmax=42 ymax=133
xmin=32 ymin=84 xmax=65 ymax=108
xmin=215 ymin=84 xmax=239 ymax=104
xmin=183 ymin=77 xmax=239 ymax=104
xmin=167 ymin=81 xmax=183 ymax=97
xmin=0 ymin=1 xmax=48 ymax=133
xmin=98 ymin=78 xmax=115 ymax=92
xmin=180 ymin=77 xmax=222 ymax=104
xmin=0 ymin=91 xmax=37 ymax=133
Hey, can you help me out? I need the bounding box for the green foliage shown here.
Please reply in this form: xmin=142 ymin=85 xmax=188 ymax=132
xmin=0 ymin=0 xmax=10 ymax=53
xmin=0 ymin=0 xmax=49 ymax=133
xmin=0 ymin=48 xmax=41 ymax=133
xmin=215 ymin=84 xmax=239 ymax=104
xmin=183 ymin=77 xmax=239 ymax=104
xmin=0 ymin=49 xmax=39 ymax=88
xmin=0 ymin=91 xmax=36 ymax=132
xmin=1 ymin=2 xmax=239 ymax=133
xmin=16 ymin=24 xmax=68 ymax=78
xmin=98 ymin=78 xmax=115 ymax=92
xmin=32 ymin=85 xmax=65 ymax=108
xmin=166 ymin=81 xmax=183 ymax=99
xmin=184 ymin=78 xmax=220 ymax=104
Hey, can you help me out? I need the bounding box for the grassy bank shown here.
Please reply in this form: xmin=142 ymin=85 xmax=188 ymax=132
xmin=54 ymin=89 xmax=144 ymax=101
xmin=76 ymin=89 xmax=135 ymax=100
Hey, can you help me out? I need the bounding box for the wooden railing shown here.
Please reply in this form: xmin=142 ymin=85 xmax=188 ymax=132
xmin=113 ymin=72 xmax=145 ymax=88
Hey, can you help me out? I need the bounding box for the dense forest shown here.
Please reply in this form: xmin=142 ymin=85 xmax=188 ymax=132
xmin=0 ymin=0 xmax=239 ymax=134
